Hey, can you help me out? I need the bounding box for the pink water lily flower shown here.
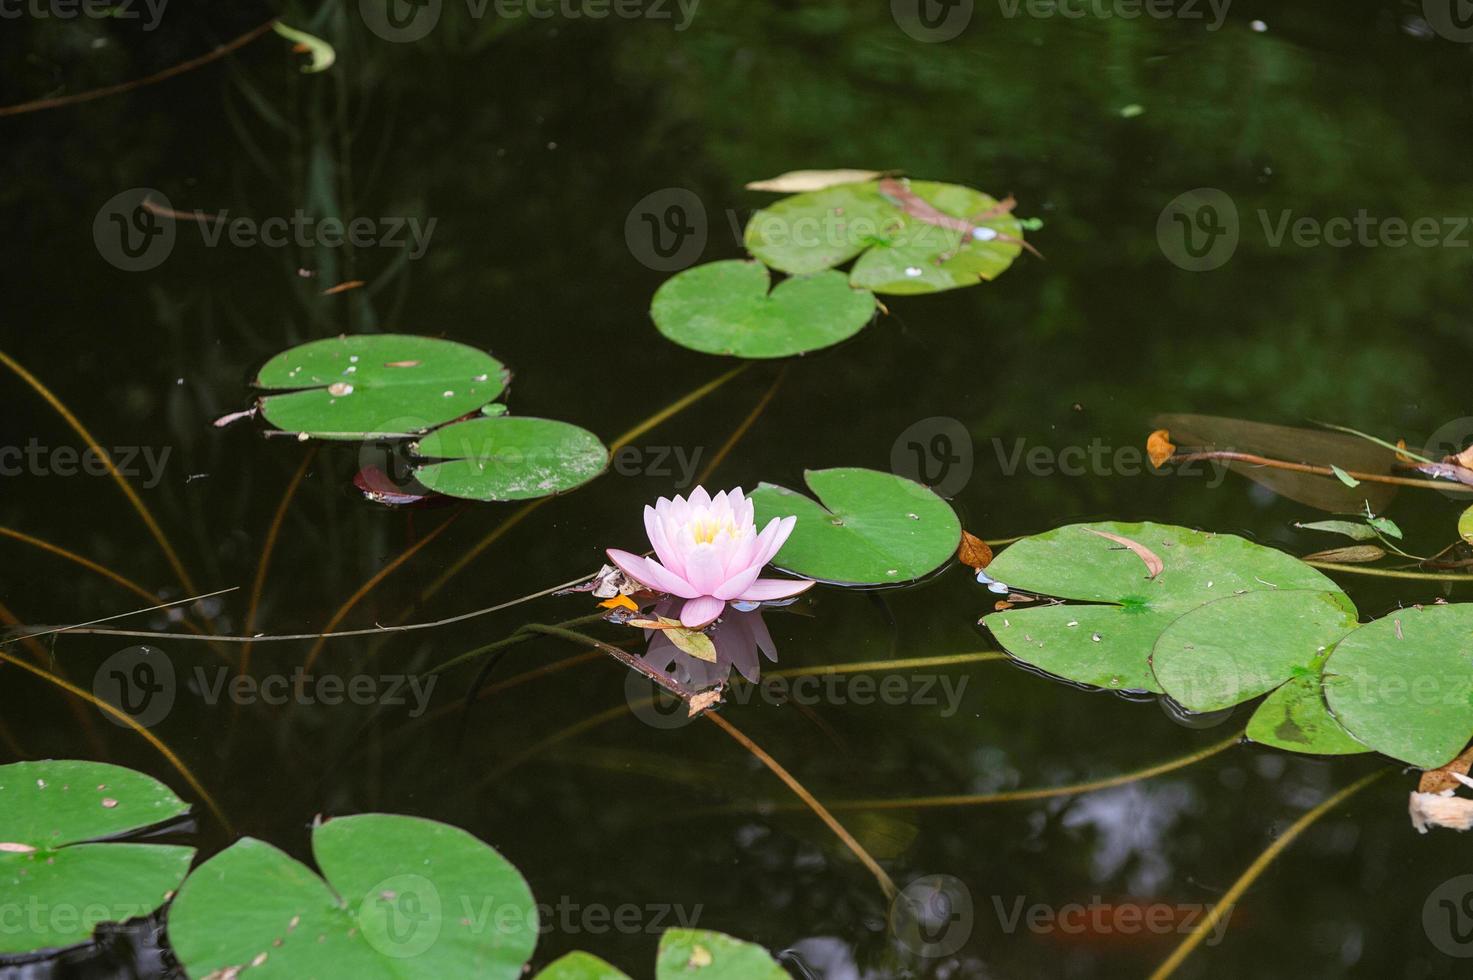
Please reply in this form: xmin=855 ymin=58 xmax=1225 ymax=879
xmin=607 ymin=486 xmax=815 ymax=629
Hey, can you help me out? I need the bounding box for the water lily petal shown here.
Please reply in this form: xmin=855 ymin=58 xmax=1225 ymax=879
xmin=682 ymin=542 xmax=728 ymax=595
xmin=736 ymin=577 xmax=815 ymax=602
xmin=753 ymin=515 xmax=797 ymax=568
xmin=688 ymin=485 xmax=711 ymax=509
xmin=714 ymin=562 xmax=764 ymax=601
xmin=746 ymin=611 xmax=778 ymax=664
xmin=720 ymin=528 xmax=761 ymax=580
xmin=605 ymin=548 xmax=699 ymax=598
xmin=680 ymin=594 xmax=725 ymax=629
xmin=643 ymin=504 xmax=686 ymax=578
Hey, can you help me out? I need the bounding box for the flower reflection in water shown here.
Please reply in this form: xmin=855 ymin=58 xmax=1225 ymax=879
xmin=638 ymin=597 xmax=780 ymax=691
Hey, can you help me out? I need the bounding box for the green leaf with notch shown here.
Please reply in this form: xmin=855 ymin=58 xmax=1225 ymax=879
xmin=743 ymin=179 xmax=1027 ymax=295
xmin=1324 ymin=604 xmax=1473 ymax=768
xmin=169 ymin=813 xmax=537 ymax=980
xmin=254 ymin=335 xmax=509 ymax=440
xmin=412 ymin=417 xmax=608 ymax=501
xmin=1151 ymin=589 xmax=1360 ymax=712
xmin=749 ymin=468 xmax=961 ymax=585
xmin=981 ymin=522 xmax=1344 ymax=692
xmin=650 ymin=260 xmax=875 ymax=358
xmin=0 ymin=760 xmax=194 ymax=955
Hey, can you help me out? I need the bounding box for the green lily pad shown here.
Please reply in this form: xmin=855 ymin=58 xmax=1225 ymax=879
xmin=981 ymin=522 xmax=1344 ymax=692
xmin=1151 ymin=590 xmax=1360 ymax=712
xmin=655 ymin=929 xmax=787 ymax=979
xmin=1246 ymin=675 xmax=1368 ymax=755
xmin=412 ymin=417 xmax=608 ymax=501
xmin=255 ymin=335 xmax=509 ymax=440
xmin=743 ymin=179 xmax=1026 ymax=295
xmin=649 ymin=260 xmax=875 ymax=358
xmin=1324 ymin=604 xmax=1473 ymax=768
xmin=1460 ymin=504 xmax=1473 ymax=545
xmin=749 ymin=467 xmax=961 ymax=585
xmin=0 ymin=760 xmax=195 ymax=955
xmin=169 ymin=813 xmax=537 ymax=979
xmin=534 ymin=951 xmax=631 ymax=979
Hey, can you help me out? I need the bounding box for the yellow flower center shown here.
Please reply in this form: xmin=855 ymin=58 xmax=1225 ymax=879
xmin=689 ymin=514 xmax=740 ymax=545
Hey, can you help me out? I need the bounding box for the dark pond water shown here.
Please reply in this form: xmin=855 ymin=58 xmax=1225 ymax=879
xmin=3 ymin=2 xmax=1472 ymax=977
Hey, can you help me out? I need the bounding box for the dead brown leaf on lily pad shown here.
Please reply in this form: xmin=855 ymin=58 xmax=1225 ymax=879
xmin=1419 ymin=744 xmax=1473 ymax=794
xmin=1080 ymin=527 xmax=1164 ymax=579
xmin=957 ymin=531 xmax=993 ymax=570
xmin=1302 ymin=545 xmax=1387 ymax=564
xmin=1410 ymin=745 xmax=1473 ymax=833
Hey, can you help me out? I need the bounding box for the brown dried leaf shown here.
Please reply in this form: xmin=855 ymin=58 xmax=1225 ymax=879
xmin=1302 ymin=545 xmax=1387 ymax=564
xmin=1420 ymin=744 xmax=1473 ymax=794
xmin=1080 ymin=527 xmax=1164 ymax=579
xmin=1146 ymin=428 xmax=1176 ymax=469
xmin=957 ymin=531 xmax=993 ymax=571
xmin=686 ymin=689 xmax=723 ymax=717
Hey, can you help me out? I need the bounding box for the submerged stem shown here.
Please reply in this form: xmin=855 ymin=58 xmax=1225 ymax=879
xmin=1147 ymin=769 xmax=1386 ymax=980
xmin=708 ymin=729 xmax=1244 ymax=814
xmin=1304 ymin=562 xmax=1473 ymax=583
xmin=0 ymin=349 xmax=200 ymax=594
xmin=705 ymin=712 xmax=898 ymax=900
xmin=1167 ymin=450 xmax=1473 ymax=493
